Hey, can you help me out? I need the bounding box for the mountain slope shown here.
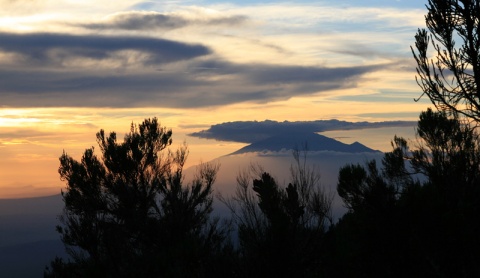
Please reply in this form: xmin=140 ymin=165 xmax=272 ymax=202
xmin=230 ymin=132 xmax=378 ymax=155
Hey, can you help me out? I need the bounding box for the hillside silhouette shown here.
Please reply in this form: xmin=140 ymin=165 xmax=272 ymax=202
xmin=230 ymin=132 xmax=378 ymax=155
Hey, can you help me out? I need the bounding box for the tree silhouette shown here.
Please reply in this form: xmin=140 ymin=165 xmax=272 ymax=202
xmin=390 ymin=109 xmax=480 ymax=277
xmin=329 ymin=109 xmax=480 ymax=277
xmin=330 ymin=0 xmax=480 ymax=274
xmin=409 ymin=1 xmax=480 ymax=273
xmin=412 ymin=0 xmax=480 ymax=121
xmin=45 ymin=118 xmax=227 ymax=277
xmin=222 ymin=149 xmax=332 ymax=277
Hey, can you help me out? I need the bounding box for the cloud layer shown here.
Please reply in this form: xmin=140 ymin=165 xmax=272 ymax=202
xmin=189 ymin=119 xmax=416 ymax=143
xmin=0 ymin=2 xmax=425 ymax=110
xmin=0 ymin=31 xmax=384 ymax=108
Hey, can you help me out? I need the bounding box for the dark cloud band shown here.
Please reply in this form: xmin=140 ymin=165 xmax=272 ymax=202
xmin=0 ymin=32 xmax=211 ymax=65
xmin=0 ymin=63 xmax=383 ymax=108
xmin=189 ymin=120 xmax=416 ymax=143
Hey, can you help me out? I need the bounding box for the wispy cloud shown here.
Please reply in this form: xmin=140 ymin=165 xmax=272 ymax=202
xmin=78 ymin=10 xmax=249 ymax=31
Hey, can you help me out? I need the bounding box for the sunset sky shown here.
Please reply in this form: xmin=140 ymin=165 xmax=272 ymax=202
xmin=0 ymin=0 xmax=432 ymax=198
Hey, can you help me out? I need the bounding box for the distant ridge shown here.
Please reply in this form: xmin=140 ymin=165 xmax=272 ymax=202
xmin=229 ymin=132 xmax=379 ymax=155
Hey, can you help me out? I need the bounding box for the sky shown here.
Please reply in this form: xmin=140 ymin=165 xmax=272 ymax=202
xmin=0 ymin=0 xmax=432 ymax=198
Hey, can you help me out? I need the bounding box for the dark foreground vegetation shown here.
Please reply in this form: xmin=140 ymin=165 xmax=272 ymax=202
xmin=44 ymin=1 xmax=480 ymax=277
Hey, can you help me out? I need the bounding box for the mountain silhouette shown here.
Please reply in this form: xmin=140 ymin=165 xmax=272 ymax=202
xmin=230 ymin=132 xmax=378 ymax=155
